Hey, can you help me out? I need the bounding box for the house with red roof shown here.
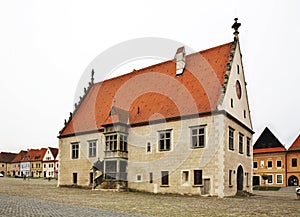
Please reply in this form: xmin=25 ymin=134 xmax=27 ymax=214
xmin=20 ymin=148 xmax=47 ymax=178
xmin=0 ymin=152 xmax=17 ymax=176
xmin=252 ymin=127 xmax=287 ymax=187
xmin=58 ymin=19 xmax=253 ymax=197
xmin=10 ymin=150 xmax=27 ymax=177
xmin=287 ymin=134 xmax=300 ymax=186
xmin=42 ymin=147 xmax=59 ymax=178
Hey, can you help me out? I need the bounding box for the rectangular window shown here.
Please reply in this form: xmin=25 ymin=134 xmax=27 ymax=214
xmin=229 ymin=127 xmax=234 ymax=150
xmin=292 ymin=158 xmax=297 ymax=167
xmin=120 ymin=135 xmax=128 ymax=152
xmin=146 ymin=142 xmax=151 ymax=153
xmin=260 ymin=160 xmax=264 ymax=168
xmin=276 ymin=174 xmax=283 ymax=184
xmin=245 ymin=172 xmax=249 ymax=187
xmin=182 ymin=171 xmax=189 ymax=185
xmin=136 ymin=175 xmax=142 ymax=181
xmin=105 ymin=134 xmax=117 ymax=151
xmin=161 ymin=171 xmax=169 ymax=186
xmin=159 ymin=130 xmax=172 ymax=151
xmin=276 ymin=160 xmax=282 ymax=168
xmin=149 ymin=172 xmax=153 ymax=184
xmin=71 ymin=142 xmax=79 ymax=159
xmin=229 ymin=170 xmax=232 ymax=186
xmin=194 ymin=170 xmax=203 ymax=185
xmin=246 ymin=137 xmax=251 ymax=156
xmin=239 ymin=133 xmax=244 ymax=154
xmin=191 ymin=126 xmax=205 ymax=148
xmin=253 ymin=162 xmax=258 ymax=169
xmin=88 ymin=140 xmax=97 ymax=157
xmin=105 ymin=161 xmax=117 ymax=180
xmin=267 ymin=175 xmax=273 ymax=184
xmin=267 ymin=161 xmax=272 ymax=168
xmin=73 ymin=173 xmax=77 ymax=184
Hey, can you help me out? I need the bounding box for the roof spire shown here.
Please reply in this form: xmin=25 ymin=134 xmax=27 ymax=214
xmin=231 ymin=18 xmax=241 ymax=39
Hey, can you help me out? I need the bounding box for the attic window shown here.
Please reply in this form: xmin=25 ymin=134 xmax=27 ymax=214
xmin=231 ymin=98 xmax=234 ymax=108
xmin=237 ymin=65 xmax=240 ymax=74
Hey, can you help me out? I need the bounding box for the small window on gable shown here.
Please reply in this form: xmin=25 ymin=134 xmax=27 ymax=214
xmin=231 ymin=98 xmax=234 ymax=108
xmin=244 ymin=110 xmax=246 ymax=118
xmin=237 ymin=65 xmax=240 ymax=74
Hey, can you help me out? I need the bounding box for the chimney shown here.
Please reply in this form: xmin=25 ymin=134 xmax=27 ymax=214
xmin=175 ymin=46 xmax=185 ymax=76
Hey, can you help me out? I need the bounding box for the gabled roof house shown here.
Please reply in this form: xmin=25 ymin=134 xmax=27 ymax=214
xmin=58 ymin=19 xmax=253 ymax=197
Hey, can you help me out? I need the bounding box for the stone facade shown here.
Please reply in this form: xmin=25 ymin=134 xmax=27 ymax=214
xmin=58 ymin=25 xmax=253 ymax=197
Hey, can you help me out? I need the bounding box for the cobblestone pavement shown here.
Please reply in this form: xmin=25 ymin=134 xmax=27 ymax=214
xmin=1 ymin=177 xmax=300 ymax=216
xmin=0 ymin=194 xmax=151 ymax=217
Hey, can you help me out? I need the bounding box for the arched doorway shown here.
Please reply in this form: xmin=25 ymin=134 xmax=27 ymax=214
xmin=237 ymin=165 xmax=244 ymax=191
xmin=288 ymin=176 xmax=299 ymax=186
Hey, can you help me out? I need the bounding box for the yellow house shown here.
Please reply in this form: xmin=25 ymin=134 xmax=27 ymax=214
xmin=58 ymin=19 xmax=253 ymax=197
xmin=0 ymin=152 xmax=17 ymax=176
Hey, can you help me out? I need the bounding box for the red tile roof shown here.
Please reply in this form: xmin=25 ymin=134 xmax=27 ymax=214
xmin=60 ymin=42 xmax=233 ymax=137
xmin=288 ymin=134 xmax=300 ymax=151
xmin=11 ymin=150 xmax=27 ymax=163
xmin=20 ymin=148 xmax=47 ymax=162
xmin=253 ymin=147 xmax=286 ymax=154
xmin=0 ymin=152 xmax=18 ymax=163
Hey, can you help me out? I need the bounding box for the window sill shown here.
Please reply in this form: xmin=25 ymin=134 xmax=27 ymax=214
xmin=191 ymin=146 xmax=205 ymax=149
xmin=160 ymin=185 xmax=169 ymax=187
xmin=192 ymin=184 xmax=203 ymax=187
xmin=229 ymin=185 xmax=233 ymax=188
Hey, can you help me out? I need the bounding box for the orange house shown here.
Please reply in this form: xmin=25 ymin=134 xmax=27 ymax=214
xmin=253 ymin=127 xmax=287 ymax=187
xmin=287 ymin=135 xmax=300 ymax=186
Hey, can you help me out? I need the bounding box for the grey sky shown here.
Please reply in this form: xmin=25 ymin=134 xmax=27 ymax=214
xmin=0 ymin=0 xmax=299 ymax=152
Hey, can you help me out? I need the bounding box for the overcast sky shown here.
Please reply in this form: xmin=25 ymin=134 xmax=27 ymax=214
xmin=0 ymin=0 xmax=299 ymax=153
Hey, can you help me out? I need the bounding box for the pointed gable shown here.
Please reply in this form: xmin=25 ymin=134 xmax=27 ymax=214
xmin=288 ymin=134 xmax=300 ymax=151
xmin=254 ymin=127 xmax=286 ymax=153
xmin=59 ymin=42 xmax=233 ymax=137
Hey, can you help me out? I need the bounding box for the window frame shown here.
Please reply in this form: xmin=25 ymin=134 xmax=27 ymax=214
xmin=292 ymin=158 xmax=297 ymax=167
xmin=190 ymin=125 xmax=206 ymax=149
xmin=88 ymin=140 xmax=97 ymax=157
xmin=229 ymin=127 xmax=235 ymax=151
xmin=276 ymin=174 xmax=283 ymax=184
xmin=161 ymin=171 xmax=169 ymax=186
xmin=238 ymin=133 xmax=244 ymax=154
xmin=276 ymin=160 xmax=282 ymax=168
xmin=267 ymin=160 xmax=273 ymax=169
xmin=253 ymin=162 xmax=258 ymax=169
xmin=181 ymin=170 xmax=190 ymax=186
xmin=71 ymin=142 xmax=79 ymax=159
xmin=267 ymin=174 xmax=273 ymax=184
xmin=193 ymin=170 xmax=203 ymax=186
xmin=158 ymin=130 xmax=172 ymax=152
xmin=246 ymin=137 xmax=251 ymax=156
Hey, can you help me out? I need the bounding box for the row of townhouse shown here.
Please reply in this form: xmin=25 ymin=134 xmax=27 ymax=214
xmin=0 ymin=147 xmax=59 ymax=178
xmin=253 ymin=127 xmax=300 ymax=187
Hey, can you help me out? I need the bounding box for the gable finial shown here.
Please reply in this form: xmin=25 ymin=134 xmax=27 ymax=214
xmin=91 ymin=69 xmax=95 ymax=84
xmin=231 ymin=18 xmax=241 ymax=39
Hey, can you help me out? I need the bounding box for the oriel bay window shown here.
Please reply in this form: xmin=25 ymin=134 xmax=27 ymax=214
xmin=105 ymin=133 xmax=128 ymax=152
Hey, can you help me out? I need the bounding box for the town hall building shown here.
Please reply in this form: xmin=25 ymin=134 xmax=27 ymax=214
xmin=58 ymin=19 xmax=253 ymax=197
